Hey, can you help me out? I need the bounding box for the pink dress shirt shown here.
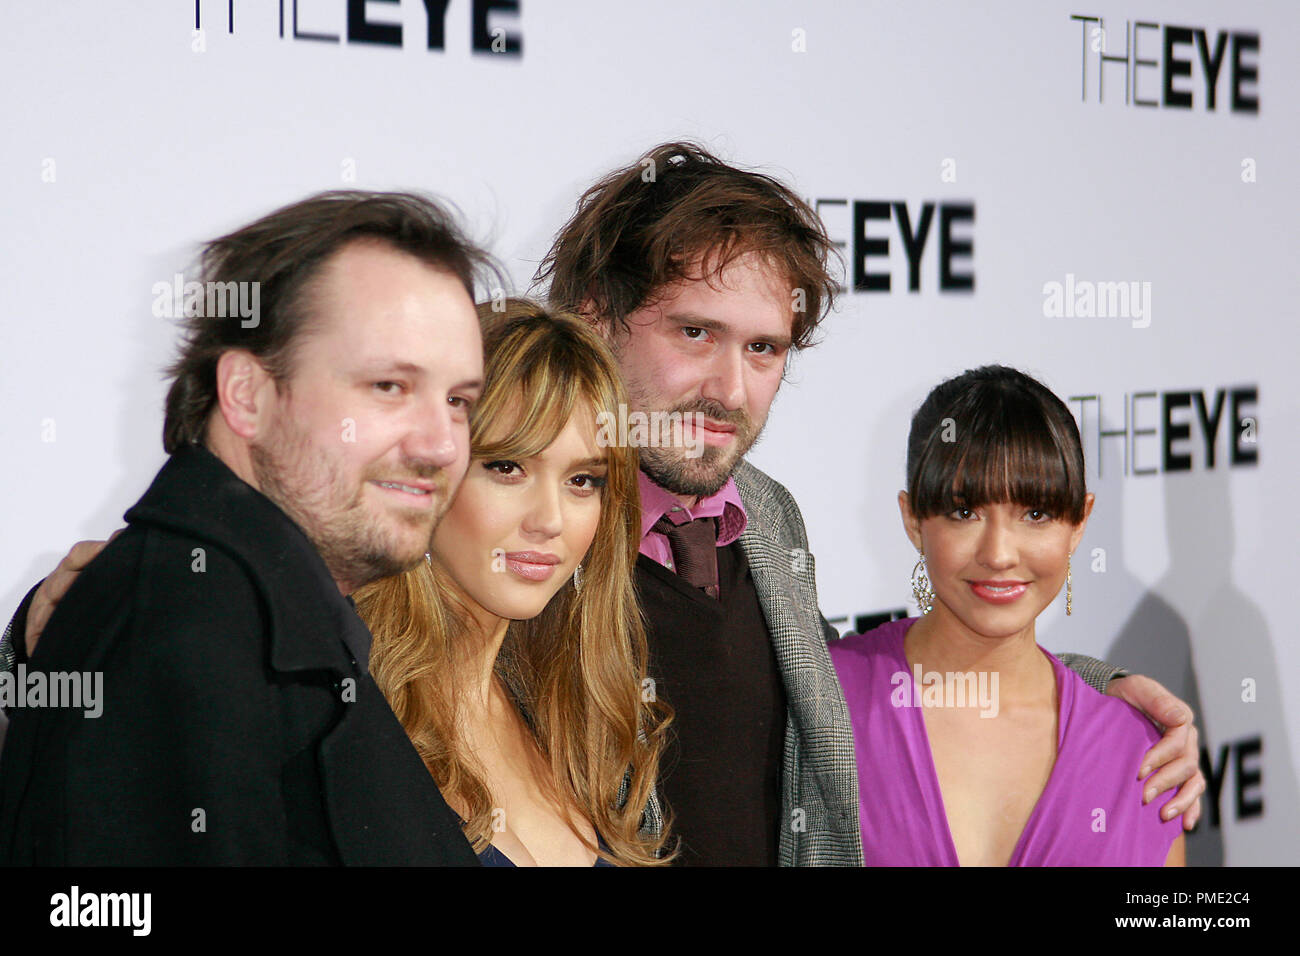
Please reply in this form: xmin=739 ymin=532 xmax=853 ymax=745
xmin=637 ymin=470 xmax=748 ymax=571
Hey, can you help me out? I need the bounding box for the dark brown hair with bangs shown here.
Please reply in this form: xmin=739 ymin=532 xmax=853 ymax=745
xmin=906 ymin=365 xmax=1087 ymax=524
xmin=535 ymin=141 xmax=840 ymax=348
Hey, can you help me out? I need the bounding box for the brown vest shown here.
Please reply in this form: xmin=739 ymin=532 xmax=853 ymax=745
xmin=635 ymin=542 xmax=787 ymax=865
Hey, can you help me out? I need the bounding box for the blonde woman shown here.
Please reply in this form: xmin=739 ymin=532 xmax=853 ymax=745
xmin=356 ymin=300 xmax=673 ymax=866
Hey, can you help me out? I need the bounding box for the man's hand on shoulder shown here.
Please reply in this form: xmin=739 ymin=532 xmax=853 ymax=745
xmin=24 ymin=531 xmax=121 ymax=657
xmin=1107 ymin=673 xmax=1206 ymax=830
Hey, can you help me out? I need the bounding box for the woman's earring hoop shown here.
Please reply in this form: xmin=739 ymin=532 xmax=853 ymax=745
xmin=911 ymin=552 xmax=934 ymax=615
xmin=573 ymin=562 xmax=584 ymax=595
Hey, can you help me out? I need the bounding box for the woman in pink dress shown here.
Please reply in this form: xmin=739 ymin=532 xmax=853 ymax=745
xmin=829 ymin=365 xmax=1184 ymax=866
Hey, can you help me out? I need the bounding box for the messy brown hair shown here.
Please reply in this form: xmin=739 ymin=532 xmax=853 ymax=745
xmin=535 ymin=142 xmax=840 ymax=349
xmin=162 ymin=190 xmax=497 ymax=454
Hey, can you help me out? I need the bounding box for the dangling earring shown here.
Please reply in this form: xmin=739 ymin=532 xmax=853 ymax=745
xmin=573 ymin=562 xmax=584 ymax=595
xmin=911 ymin=552 xmax=934 ymax=615
xmin=1066 ymin=554 xmax=1072 ymax=616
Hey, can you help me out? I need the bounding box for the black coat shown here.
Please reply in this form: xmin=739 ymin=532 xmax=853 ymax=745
xmin=0 ymin=444 xmax=478 ymax=866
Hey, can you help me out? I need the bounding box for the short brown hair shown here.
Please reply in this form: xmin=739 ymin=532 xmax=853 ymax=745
xmin=162 ymin=190 xmax=498 ymax=454
xmin=535 ymin=142 xmax=839 ymax=349
xmin=906 ymin=365 xmax=1088 ymax=525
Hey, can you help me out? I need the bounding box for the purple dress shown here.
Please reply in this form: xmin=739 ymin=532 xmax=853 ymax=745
xmin=828 ymin=618 xmax=1181 ymax=866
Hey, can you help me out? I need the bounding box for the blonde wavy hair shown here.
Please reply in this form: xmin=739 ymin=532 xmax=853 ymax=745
xmin=354 ymin=298 xmax=673 ymax=865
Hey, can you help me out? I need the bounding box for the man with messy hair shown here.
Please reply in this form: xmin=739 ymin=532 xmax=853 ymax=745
xmin=535 ymin=142 xmax=1206 ymax=865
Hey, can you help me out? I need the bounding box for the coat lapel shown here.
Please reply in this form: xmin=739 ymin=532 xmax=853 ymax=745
xmin=732 ymin=460 xmax=861 ymax=863
xmin=736 ymin=520 xmax=836 ymax=728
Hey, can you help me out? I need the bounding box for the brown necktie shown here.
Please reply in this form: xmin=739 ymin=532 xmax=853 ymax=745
xmin=652 ymin=514 xmax=720 ymax=600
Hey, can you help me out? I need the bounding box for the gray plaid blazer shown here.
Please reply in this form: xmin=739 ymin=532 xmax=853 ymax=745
xmin=731 ymin=459 xmax=862 ymax=866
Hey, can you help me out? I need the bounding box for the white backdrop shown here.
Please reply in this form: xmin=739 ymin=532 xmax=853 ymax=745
xmin=1 ymin=1 xmax=1295 ymax=865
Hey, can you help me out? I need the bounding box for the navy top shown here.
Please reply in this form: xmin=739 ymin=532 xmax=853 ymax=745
xmin=478 ymin=836 xmax=616 ymax=867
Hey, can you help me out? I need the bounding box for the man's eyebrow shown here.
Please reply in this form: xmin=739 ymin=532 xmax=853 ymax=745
xmin=665 ymin=312 xmax=729 ymax=333
xmin=354 ymin=363 xmax=483 ymax=393
xmin=665 ymin=312 xmax=793 ymax=351
xmin=354 ymin=361 xmax=427 ymax=377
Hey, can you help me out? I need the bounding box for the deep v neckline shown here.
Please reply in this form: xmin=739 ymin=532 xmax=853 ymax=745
xmin=479 ymin=831 xmax=610 ymax=867
xmin=893 ymin=624 xmax=1069 ymax=867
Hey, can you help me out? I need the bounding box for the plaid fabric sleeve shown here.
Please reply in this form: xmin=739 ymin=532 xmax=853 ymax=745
xmin=1058 ymin=652 xmax=1128 ymax=694
xmin=1 ymin=582 xmax=41 ymax=719
xmin=1 ymin=581 xmax=41 ymax=673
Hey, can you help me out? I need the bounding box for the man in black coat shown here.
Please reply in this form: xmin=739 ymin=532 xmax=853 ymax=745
xmin=0 ymin=191 xmax=486 ymax=865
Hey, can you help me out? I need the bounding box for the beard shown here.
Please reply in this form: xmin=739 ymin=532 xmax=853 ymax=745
xmin=638 ymin=397 xmax=765 ymax=498
xmin=250 ymin=411 xmax=450 ymax=593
